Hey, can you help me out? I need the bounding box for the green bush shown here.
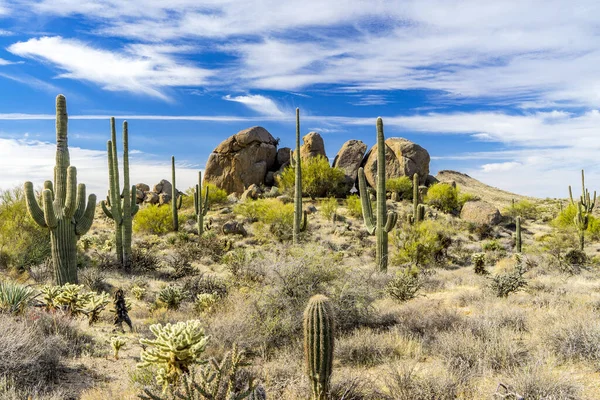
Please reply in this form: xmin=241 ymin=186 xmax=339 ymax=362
xmin=425 ymin=183 xmax=459 ymax=213
xmin=553 ymin=202 xmax=600 ymax=241
xmin=345 ymin=194 xmax=363 ymax=219
xmin=320 ymin=197 xmax=338 ymax=220
xmin=276 ymin=155 xmax=346 ymax=198
xmin=235 ymin=198 xmax=295 ymax=241
xmin=387 ymin=176 xmax=413 ymax=200
xmin=391 ymin=220 xmax=453 ymax=267
xmin=503 ymin=199 xmax=539 ymax=220
xmin=0 ymin=186 xmax=51 ymax=270
xmin=386 ymin=266 xmax=422 ymax=302
xmin=0 ymin=281 xmax=37 ymax=315
xmin=489 ymin=262 xmax=527 ymax=297
xmin=134 ymin=204 xmax=180 ymax=235
xmin=183 ymin=183 xmax=228 ymax=209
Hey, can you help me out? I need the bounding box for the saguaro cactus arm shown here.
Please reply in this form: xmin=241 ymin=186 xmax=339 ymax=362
xmin=24 ymin=182 xmax=48 ymax=228
xmin=358 ymin=167 xmax=376 ymax=234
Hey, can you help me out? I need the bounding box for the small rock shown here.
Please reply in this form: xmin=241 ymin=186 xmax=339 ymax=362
xmin=277 ymin=195 xmax=292 ymax=204
xmin=241 ymin=184 xmax=263 ymax=201
xmin=222 ymin=221 xmax=247 ymax=236
xmin=305 ymin=205 xmax=318 ymax=214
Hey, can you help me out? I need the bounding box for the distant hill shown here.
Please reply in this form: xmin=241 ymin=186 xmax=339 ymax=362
xmin=435 ymin=170 xmax=534 ymax=209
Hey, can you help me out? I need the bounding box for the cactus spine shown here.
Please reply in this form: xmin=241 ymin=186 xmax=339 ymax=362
xmin=193 ymin=171 xmax=209 ymax=236
xmin=358 ymin=117 xmax=398 ymax=271
xmin=304 ymin=295 xmax=334 ymax=400
xmin=101 ymin=119 xmax=139 ymax=269
xmin=569 ymin=169 xmax=596 ymax=251
xmin=515 ymin=216 xmax=522 ymax=253
xmin=24 ymin=95 xmax=97 ymax=285
xmin=291 ymin=108 xmax=307 ymax=243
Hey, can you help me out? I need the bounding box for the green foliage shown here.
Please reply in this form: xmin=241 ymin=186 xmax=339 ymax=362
xmin=471 ymin=253 xmax=487 ymax=275
xmin=386 ymin=176 xmax=413 ymax=200
xmin=157 ymin=286 xmax=188 ymax=310
xmin=0 ymin=281 xmax=37 ymax=314
xmin=138 ymin=343 xmax=260 ymax=400
xmin=425 ymin=183 xmax=459 ymax=213
xmin=277 ymin=156 xmax=346 ymax=199
xmin=386 ymin=266 xmax=422 ymax=301
xmin=489 ymin=261 xmax=527 ymax=297
xmin=134 ymin=204 xmax=180 ymax=235
xmin=458 ymin=192 xmax=479 ymax=208
xmin=183 ymin=184 xmax=228 ymax=209
xmin=138 ymin=320 xmax=209 ymax=389
xmin=81 ymin=292 xmax=110 ymax=326
xmin=40 ymin=283 xmax=109 ymax=324
xmin=391 ymin=220 xmax=453 ymax=267
xmin=482 ymin=239 xmax=504 ymax=252
xmin=131 ymin=286 xmax=147 ymax=300
xmin=320 ymin=197 xmax=338 ymax=221
xmin=193 ymin=293 xmax=220 ymax=315
xmin=503 ymin=199 xmax=539 ymax=220
xmin=304 ymin=295 xmax=335 ymax=400
xmin=0 ymin=186 xmax=50 ymax=270
xmin=235 ymin=199 xmax=295 ymax=241
xmin=345 ymin=194 xmax=363 ymax=218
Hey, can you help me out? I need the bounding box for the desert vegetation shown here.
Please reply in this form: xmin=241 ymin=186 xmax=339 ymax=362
xmin=2 ymin=96 xmax=600 ymax=400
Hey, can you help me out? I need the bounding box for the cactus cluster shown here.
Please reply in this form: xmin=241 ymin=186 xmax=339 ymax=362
xmin=101 ymin=118 xmax=139 ymax=269
xmin=358 ymin=117 xmax=398 ymax=272
xmin=40 ymin=283 xmax=109 ymax=325
xmin=24 ymin=95 xmax=96 ymax=285
xmin=193 ymin=171 xmax=209 ymax=236
xmin=139 ymin=320 xmax=209 ymax=389
xmin=569 ymin=169 xmax=596 ymax=251
xmin=291 ymin=108 xmax=308 ymax=243
xmin=303 ymin=294 xmax=335 ymax=400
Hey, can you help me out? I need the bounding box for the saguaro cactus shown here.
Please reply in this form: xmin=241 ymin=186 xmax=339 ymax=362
xmin=569 ymin=169 xmax=596 ymax=251
xmin=515 ymin=216 xmax=522 ymax=253
xmin=101 ymin=119 xmax=139 ymax=269
xmin=193 ymin=171 xmax=209 ymax=236
xmin=290 ymin=108 xmax=307 ymax=243
xmin=171 ymin=156 xmax=182 ymax=232
xmin=358 ymin=117 xmax=398 ymax=272
xmin=24 ymin=95 xmax=96 ymax=285
xmin=304 ymin=295 xmax=335 ymax=400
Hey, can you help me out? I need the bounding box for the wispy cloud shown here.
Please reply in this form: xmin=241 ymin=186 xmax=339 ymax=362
xmin=349 ymin=94 xmax=389 ymax=106
xmin=223 ymin=94 xmax=285 ymax=116
xmin=8 ymin=37 xmax=213 ymax=100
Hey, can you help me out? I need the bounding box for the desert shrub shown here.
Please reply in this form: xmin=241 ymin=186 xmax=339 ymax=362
xmin=236 ymin=198 xmax=295 ymax=241
xmin=564 ymin=249 xmax=587 ymax=266
xmin=394 ymin=302 xmax=464 ymax=344
xmin=496 ymin=364 xmax=581 ymax=400
xmin=386 ymin=266 xmax=422 ymax=302
xmin=383 ymin=366 xmax=463 ymax=400
xmin=130 ymin=246 xmax=160 ymax=273
xmin=489 ymin=262 xmax=527 ymax=297
xmin=457 ymin=191 xmax=479 ymax=208
xmin=391 ymin=220 xmax=453 ymax=267
xmin=182 ymin=274 xmax=228 ymax=299
xmin=276 ymin=155 xmax=346 ymax=198
xmin=0 ymin=281 xmax=37 ymax=314
xmin=471 ymin=253 xmax=487 ymax=275
xmin=0 ymin=186 xmax=51 ymax=270
xmin=335 ymin=329 xmax=400 ymax=367
xmin=345 ymin=194 xmax=363 ymax=219
xmin=138 ymin=320 xmax=209 ymax=389
xmin=134 ymin=204 xmax=182 ymax=235
xmin=387 ymin=176 xmax=413 ymax=200
xmin=546 ymin=320 xmax=600 ymax=365
xmin=482 ymin=239 xmax=503 ymax=252
xmin=165 ymin=251 xmax=196 ymax=279
xmin=222 ymin=248 xmax=266 ymax=284
xmin=503 ymin=199 xmax=539 ymax=220
xmin=540 ymin=230 xmax=580 ymax=273
xmin=320 ymin=197 xmax=338 ymax=220
xmin=80 ymin=267 xmax=112 ymax=293
xmin=425 ymin=183 xmax=459 ymax=213
xmin=467 ymin=222 xmax=494 ymax=240
xmin=157 ymin=286 xmax=188 ymax=310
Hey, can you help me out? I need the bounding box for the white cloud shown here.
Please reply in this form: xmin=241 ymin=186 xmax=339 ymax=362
xmin=0 ymin=138 xmax=201 ymax=195
xmin=8 ymin=37 xmax=212 ymax=100
xmin=223 ymin=94 xmax=285 ymax=116
xmin=481 ymin=161 xmax=521 ymax=173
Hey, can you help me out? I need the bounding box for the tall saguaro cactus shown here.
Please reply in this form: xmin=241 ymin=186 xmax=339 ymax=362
xmin=193 ymin=171 xmax=209 ymax=236
xmin=171 ymin=156 xmax=182 ymax=232
xmin=290 ymin=108 xmax=307 ymax=243
xmin=304 ymin=295 xmax=335 ymax=400
xmin=515 ymin=216 xmax=522 ymax=253
xmin=358 ymin=117 xmax=398 ymax=272
xmin=569 ymin=169 xmax=596 ymax=251
xmin=24 ymin=95 xmax=97 ymax=284
xmin=101 ymin=119 xmax=139 ymax=269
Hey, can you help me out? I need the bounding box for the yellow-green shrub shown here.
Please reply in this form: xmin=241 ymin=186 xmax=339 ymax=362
xmin=345 ymin=194 xmax=363 ymax=219
xmin=386 ymin=176 xmax=413 ymax=200
xmin=182 ymin=183 xmax=228 ymax=209
xmin=320 ymin=197 xmax=338 ymax=220
xmin=503 ymin=199 xmax=539 ymax=220
xmin=234 ymin=199 xmax=295 ymax=240
xmin=276 ymin=156 xmax=346 ymax=198
xmin=391 ymin=220 xmax=453 ymax=267
xmin=134 ymin=204 xmax=180 ymax=235
xmin=425 ymin=183 xmax=459 ymax=213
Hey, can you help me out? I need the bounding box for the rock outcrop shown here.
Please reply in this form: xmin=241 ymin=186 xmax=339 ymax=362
xmin=460 ymin=201 xmax=502 ymax=225
xmin=204 ymin=126 xmax=278 ymax=194
xmin=361 ymin=137 xmax=430 ymax=187
xmin=332 ymin=140 xmax=367 ymax=191
xmin=300 ymin=132 xmax=327 ymax=161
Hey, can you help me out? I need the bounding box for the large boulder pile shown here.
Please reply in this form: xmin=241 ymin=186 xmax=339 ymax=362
xmin=134 ymin=180 xmax=182 ymax=205
xmin=204 ymin=126 xmax=278 ymax=194
xmin=361 ymin=138 xmax=430 ymax=187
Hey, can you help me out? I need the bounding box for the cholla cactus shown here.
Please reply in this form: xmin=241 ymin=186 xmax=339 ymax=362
xmin=131 ymin=285 xmax=147 ymax=300
xmin=138 ymin=320 xmax=209 ymax=389
xmin=158 ymin=285 xmax=188 ymax=310
xmin=82 ymin=292 xmax=110 ymax=326
xmin=111 ymin=336 xmax=127 ymax=360
xmin=54 ymin=283 xmax=91 ymax=316
xmin=304 ymin=295 xmax=335 ymax=400
xmin=194 ymin=293 xmax=219 ymax=314
xmin=472 ymin=252 xmax=487 ymax=275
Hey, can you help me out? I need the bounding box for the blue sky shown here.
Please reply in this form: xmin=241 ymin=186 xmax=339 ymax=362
xmin=0 ymin=0 xmax=599 ymax=198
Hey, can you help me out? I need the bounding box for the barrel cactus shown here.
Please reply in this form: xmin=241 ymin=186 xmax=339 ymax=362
xmin=304 ymin=294 xmax=335 ymax=400
xmin=24 ymin=95 xmax=96 ymax=284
